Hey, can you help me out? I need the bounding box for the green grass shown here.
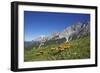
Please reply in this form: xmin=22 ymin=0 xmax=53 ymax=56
xmin=24 ymin=36 xmax=90 ymax=62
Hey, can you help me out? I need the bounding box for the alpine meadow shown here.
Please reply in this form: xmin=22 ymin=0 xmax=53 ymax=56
xmin=24 ymin=11 xmax=90 ymax=62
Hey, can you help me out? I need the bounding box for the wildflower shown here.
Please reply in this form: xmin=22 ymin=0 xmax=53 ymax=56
xmin=36 ymin=51 xmax=44 ymax=56
xmin=51 ymin=48 xmax=55 ymax=50
xmin=58 ymin=46 xmax=64 ymax=51
xmin=39 ymin=51 xmax=44 ymax=54
xmin=36 ymin=53 xmax=41 ymax=56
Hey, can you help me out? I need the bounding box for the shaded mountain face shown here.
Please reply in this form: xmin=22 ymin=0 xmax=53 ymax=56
xmin=24 ymin=21 xmax=90 ymax=49
xmin=24 ymin=41 xmax=40 ymax=50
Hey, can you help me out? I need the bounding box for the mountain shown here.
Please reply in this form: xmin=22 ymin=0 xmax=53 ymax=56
xmin=47 ymin=21 xmax=90 ymax=42
xmin=24 ymin=21 xmax=90 ymax=49
xmin=24 ymin=41 xmax=40 ymax=50
xmin=60 ymin=22 xmax=90 ymax=42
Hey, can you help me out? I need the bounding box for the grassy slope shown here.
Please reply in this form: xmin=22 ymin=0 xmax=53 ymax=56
xmin=24 ymin=36 xmax=90 ymax=62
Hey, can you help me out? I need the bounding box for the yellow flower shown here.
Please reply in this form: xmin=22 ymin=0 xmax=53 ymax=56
xmin=51 ymin=48 xmax=55 ymax=50
xmin=36 ymin=51 xmax=44 ymax=56
xmin=57 ymin=46 xmax=64 ymax=51
xmin=39 ymin=51 xmax=44 ymax=54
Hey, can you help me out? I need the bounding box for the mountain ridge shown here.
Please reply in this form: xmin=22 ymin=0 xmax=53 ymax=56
xmin=25 ymin=21 xmax=90 ymax=49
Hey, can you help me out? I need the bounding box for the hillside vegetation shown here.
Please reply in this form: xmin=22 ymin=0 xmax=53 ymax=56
xmin=24 ymin=36 xmax=90 ymax=62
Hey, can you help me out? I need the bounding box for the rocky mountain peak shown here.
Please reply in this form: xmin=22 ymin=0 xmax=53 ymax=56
xmin=33 ymin=21 xmax=90 ymax=43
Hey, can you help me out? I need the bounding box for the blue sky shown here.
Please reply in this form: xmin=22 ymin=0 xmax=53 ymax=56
xmin=24 ymin=11 xmax=90 ymax=41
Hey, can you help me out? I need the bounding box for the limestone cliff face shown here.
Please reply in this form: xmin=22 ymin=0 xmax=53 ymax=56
xmin=59 ymin=22 xmax=90 ymax=42
xmin=33 ymin=21 xmax=90 ymax=42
